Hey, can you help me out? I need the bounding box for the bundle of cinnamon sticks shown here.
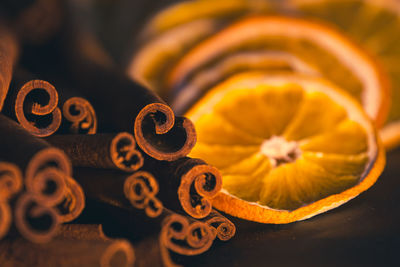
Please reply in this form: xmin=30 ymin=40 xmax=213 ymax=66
xmin=0 ymin=1 xmax=235 ymax=266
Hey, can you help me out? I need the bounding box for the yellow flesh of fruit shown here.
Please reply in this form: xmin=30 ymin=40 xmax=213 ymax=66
xmin=291 ymin=0 xmax=400 ymax=125
xmin=189 ymin=83 xmax=370 ymax=211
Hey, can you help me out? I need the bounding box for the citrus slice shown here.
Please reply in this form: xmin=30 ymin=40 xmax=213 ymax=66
xmin=128 ymin=0 xmax=274 ymax=95
xmin=286 ymin=0 xmax=400 ymax=148
xmin=143 ymin=0 xmax=273 ymax=36
xmin=186 ymin=72 xmax=385 ymax=224
xmin=128 ymin=19 xmax=217 ymax=92
xmin=168 ymin=16 xmax=389 ymax=127
xmin=170 ymin=50 xmax=320 ymax=114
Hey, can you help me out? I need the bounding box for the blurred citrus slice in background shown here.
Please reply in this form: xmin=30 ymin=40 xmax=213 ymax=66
xmin=186 ymin=72 xmax=385 ymax=224
xmin=170 ymin=51 xmax=320 ymax=114
xmin=167 ymin=16 xmax=390 ymax=128
xmin=143 ymin=0 xmax=273 ymax=35
xmin=128 ymin=0 xmax=274 ymax=95
xmin=286 ymin=0 xmax=400 ymax=148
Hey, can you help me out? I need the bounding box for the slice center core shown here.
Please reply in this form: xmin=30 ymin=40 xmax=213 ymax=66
xmin=260 ymin=136 xmax=301 ymax=167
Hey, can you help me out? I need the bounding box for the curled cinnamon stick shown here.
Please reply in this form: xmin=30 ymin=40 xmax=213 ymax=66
xmin=0 ymin=114 xmax=68 ymax=204
xmin=47 ymin=133 xmax=144 ymax=172
xmin=141 ymin=157 xmax=222 ymax=219
xmin=73 ymin=168 xmax=163 ymax=220
xmin=14 ymin=192 xmax=60 ymax=243
xmin=202 ymin=210 xmax=236 ymax=241
xmin=75 ymin=155 xmax=222 ymax=219
xmin=159 ymin=209 xmax=236 ymax=267
xmin=2 ymin=69 xmax=63 ymax=137
xmin=15 ymin=79 xmax=62 ymax=137
xmin=70 ymin=67 xmax=196 ymax=161
xmin=0 ymin=23 xmax=18 ymax=111
xmin=62 ymin=96 xmax=97 ymax=134
xmin=123 ymin=171 xmax=164 ymax=218
xmin=0 ymin=162 xmax=23 ymax=240
xmin=0 ymin=114 xmax=85 ymax=239
xmin=56 ymin=176 xmax=85 ymax=223
xmin=0 ymin=201 xmax=11 ymax=240
xmin=0 ymin=162 xmax=23 ymax=201
xmin=74 ymin=167 xmax=233 ymax=266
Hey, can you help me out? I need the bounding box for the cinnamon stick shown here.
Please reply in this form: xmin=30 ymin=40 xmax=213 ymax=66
xmin=0 ymin=114 xmax=68 ymax=204
xmin=80 ymin=191 xmax=232 ymax=267
xmin=0 ymin=201 xmax=11 ymax=240
xmin=74 ymin=166 xmax=234 ymax=266
xmin=67 ymin=58 xmax=197 ymax=161
xmin=0 ymin=114 xmax=85 ymax=240
xmin=55 ymin=224 xmax=108 ymax=241
xmin=3 ymin=69 xmax=62 ymax=137
xmin=202 ymin=209 xmax=236 ymax=242
xmin=73 ymin=167 xmax=232 ymax=240
xmin=0 ymin=23 xmax=18 ymax=111
xmin=13 ymin=192 xmax=60 ymax=243
xmin=158 ymin=210 xmax=235 ymax=267
xmin=74 ymin=168 xmax=163 ymax=220
xmin=140 ymin=157 xmax=222 ymax=219
xmin=74 ymin=154 xmax=222 ymax=219
xmin=0 ymin=225 xmax=135 ymax=267
xmin=0 ymin=162 xmax=23 ymax=240
xmin=56 ymin=175 xmax=85 ymax=223
xmin=0 ymin=162 xmax=23 ymax=202
xmin=46 ymin=133 xmax=143 ymax=172
xmin=61 ymin=96 xmax=97 ymax=134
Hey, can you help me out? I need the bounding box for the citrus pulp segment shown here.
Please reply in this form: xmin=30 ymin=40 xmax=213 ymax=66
xmin=287 ymin=0 xmax=400 ymax=147
xmin=186 ymin=73 xmax=385 ymax=223
xmin=169 ymin=16 xmax=389 ymax=127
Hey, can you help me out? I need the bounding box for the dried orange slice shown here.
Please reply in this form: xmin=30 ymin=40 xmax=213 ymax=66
xmin=143 ymin=0 xmax=272 ymax=36
xmin=168 ymin=16 xmax=389 ymax=127
xmin=171 ymin=51 xmax=320 ymax=114
xmin=186 ymin=72 xmax=385 ymax=224
xmin=287 ymin=0 xmax=400 ymax=148
xmin=128 ymin=0 xmax=274 ymax=94
xmin=128 ymin=19 xmax=217 ymax=92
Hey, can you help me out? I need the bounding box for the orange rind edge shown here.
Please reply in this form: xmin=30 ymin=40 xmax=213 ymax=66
xmin=212 ymin=138 xmax=385 ymax=224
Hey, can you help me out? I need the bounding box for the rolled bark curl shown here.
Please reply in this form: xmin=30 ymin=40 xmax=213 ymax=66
xmin=15 ymin=79 xmax=62 ymax=137
xmin=134 ymin=103 xmax=197 ymax=161
xmin=124 ymin=171 xmax=163 ymax=218
xmin=62 ymin=96 xmax=97 ymax=134
xmin=47 ymin=133 xmax=144 ymax=172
